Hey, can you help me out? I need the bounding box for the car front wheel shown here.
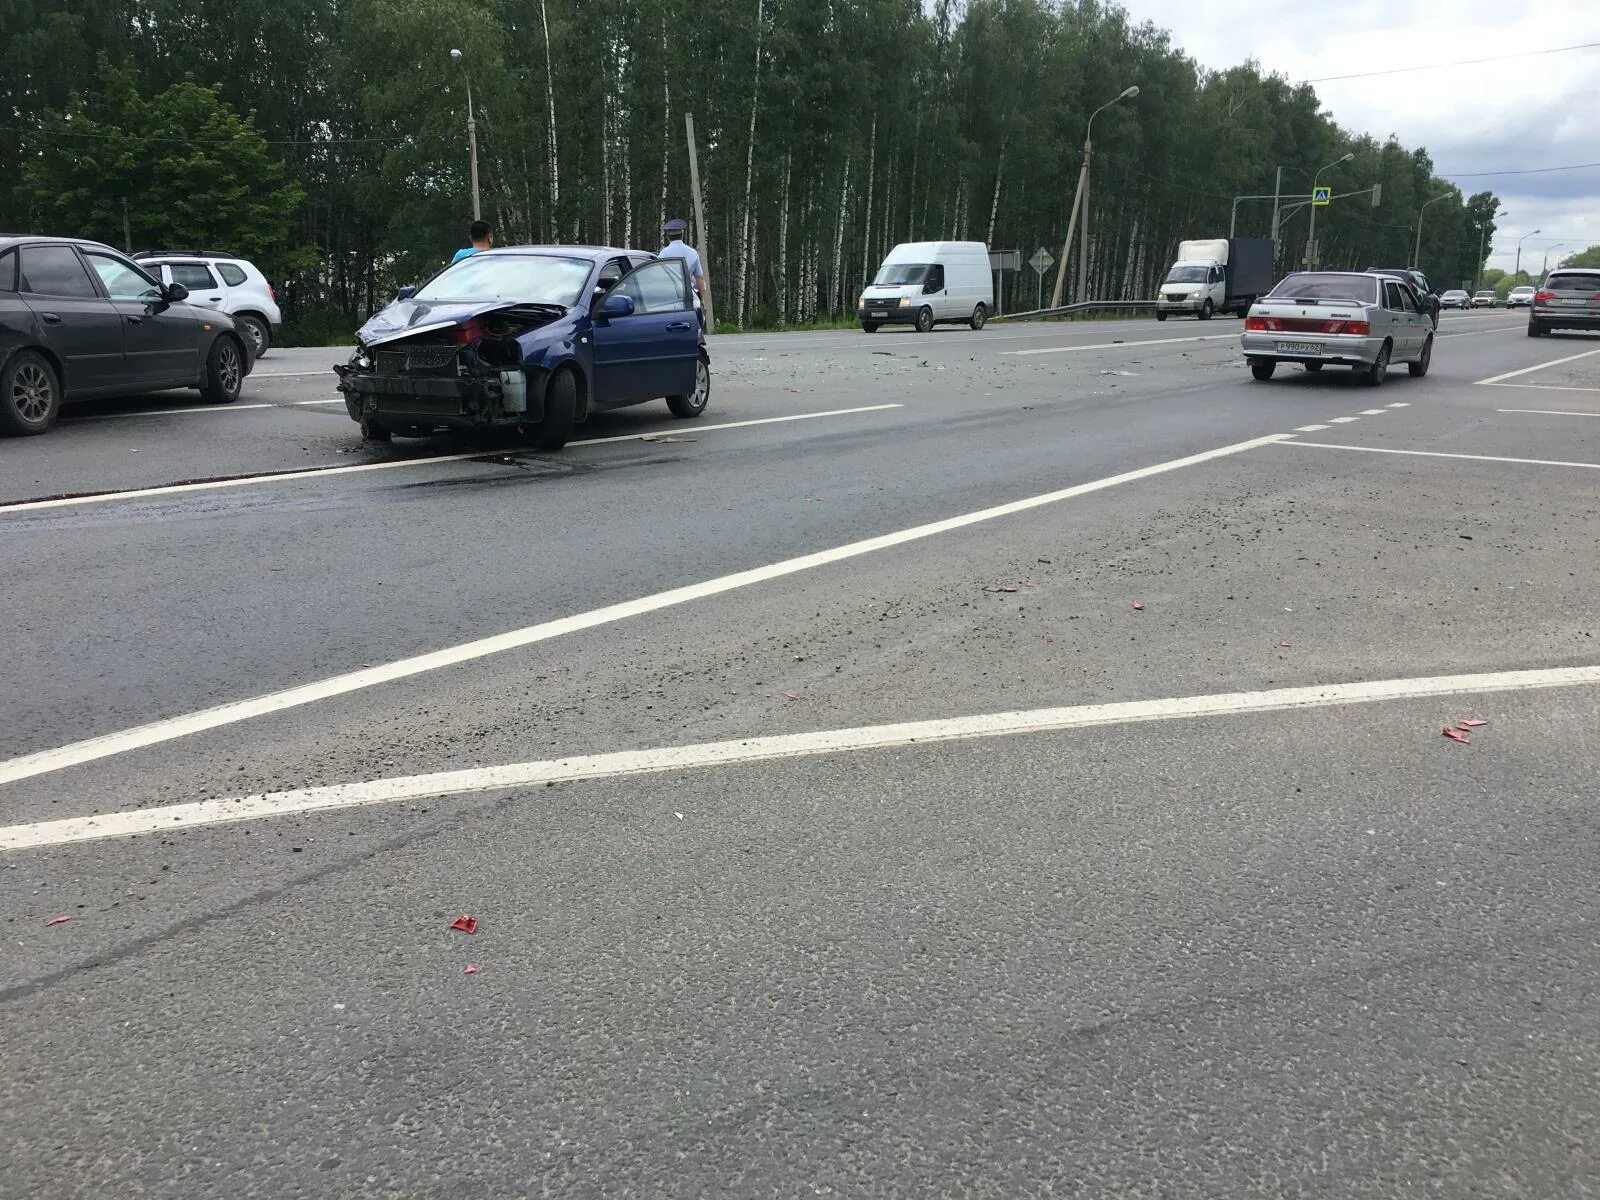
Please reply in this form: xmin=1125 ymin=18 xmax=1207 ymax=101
xmin=200 ymin=336 xmax=245 ymax=404
xmin=914 ymin=306 xmax=934 ymax=333
xmin=530 ymin=367 xmax=577 ymax=450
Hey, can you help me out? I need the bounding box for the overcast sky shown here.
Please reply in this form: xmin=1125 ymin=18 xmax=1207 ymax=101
xmin=1120 ymin=0 xmax=1600 ymax=273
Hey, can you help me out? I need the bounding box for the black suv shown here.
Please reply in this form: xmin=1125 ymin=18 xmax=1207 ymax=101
xmin=0 ymin=235 xmax=255 ymax=435
xmin=1365 ymin=268 xmax=1440 ymax=327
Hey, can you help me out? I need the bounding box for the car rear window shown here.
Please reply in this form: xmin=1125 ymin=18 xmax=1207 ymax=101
xmin=1547 ymin=272 xmax=1600 ymax=292
xmin=1270 ymin=274 xmax=1378 ymax=304
xmin=216 ymin=262 xmax=248 ymax=286
xmin=170 ymin=263 xmax=219 ymax=290
xmin=0 ymin=249 xmax=15 ymax=292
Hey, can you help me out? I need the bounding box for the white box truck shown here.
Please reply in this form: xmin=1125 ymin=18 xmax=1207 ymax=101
xmin=1155 ymin=237 xmax=1276 ymax=321
xmin=858 ymin=241 xmax=994 ymax=333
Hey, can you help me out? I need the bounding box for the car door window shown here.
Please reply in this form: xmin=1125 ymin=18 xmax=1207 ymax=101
xmin=925 ymin=264 xmax=945 ymax=293
xmin=617 ymin=260 xmax=689 ymax=313
xmin=1383 ymin=281 xmax=1405 ymax=311
xmin=0 ymin=249 xmax=16 ymax=292
xmin=19 ymin=245 xmax=99 ymax=298
xmin=169 ymin=263 xmax=219 ymax=291
xmin=84 ymin=252 xmax=164 ymax=302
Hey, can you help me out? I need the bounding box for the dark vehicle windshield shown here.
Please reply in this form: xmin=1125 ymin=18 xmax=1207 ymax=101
xmin=413 ymin=253 xmax=594 ymax=307
xmin=1547 ymin=272 xmax=1600 ymax=292
xmin=1269 ymin=274 xmax=1378 ymax=304
xmin=1164 ymin=265 xmax=1209 ymax=284
xmin=874 ymin=263 xmax=930 ymax=286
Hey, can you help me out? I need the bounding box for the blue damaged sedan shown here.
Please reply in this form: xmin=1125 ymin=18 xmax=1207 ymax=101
xmin=335 ymin=246 xmax=709 ymax=448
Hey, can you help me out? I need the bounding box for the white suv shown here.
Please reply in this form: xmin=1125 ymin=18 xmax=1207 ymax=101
xmin=133 ymin=252 xmax=282 ymax=357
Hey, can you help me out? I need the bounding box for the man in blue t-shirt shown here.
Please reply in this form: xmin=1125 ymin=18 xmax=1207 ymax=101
xmin=451 ymin=220 xmax=493 ymax=264
xmin=657 ymin=218 xmax=707 ymax=323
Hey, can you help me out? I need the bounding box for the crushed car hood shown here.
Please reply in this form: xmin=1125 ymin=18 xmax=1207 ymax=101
xmin=357 ymin=299 xmax=570 ymax=346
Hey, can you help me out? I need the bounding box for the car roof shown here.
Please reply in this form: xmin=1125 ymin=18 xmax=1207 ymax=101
xmin=477 ymin=245 xmax=654 ymax=262
xmin=133 ymin=250 xmax=240 ymax=260
xmin=0 ymin=234 xmax=123 ymax=254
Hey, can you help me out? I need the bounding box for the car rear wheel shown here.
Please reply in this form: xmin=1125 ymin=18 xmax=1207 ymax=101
xmin=200 ymin=336 xmax=245 ymax=404
xmin=1303 ymin=362 xmax=1323 ymax=373
xmin=1527 ymin=321 xmax=1547 ymax=338
xmin=1361 ymin=342 xmax=1390 ymax=387
xmin=1 ymin=351 xmax=62 ymax=436
xmin=360 ymin=418 xmax=392 ymax=442
xmin=530 ymin=366 xmax=577 ymax=450
xmin=667 ymin=356 xmax=710 ymax=418
xmin=969 ymin=303 xmax=987 ymax=331
xmin=1249 ymin=360 xmax=1276 ymax=381
xmin=1408 ymin=334 xmax=1433 ymax=377
xmin=238 ymin=315 xmax=271 ymax=358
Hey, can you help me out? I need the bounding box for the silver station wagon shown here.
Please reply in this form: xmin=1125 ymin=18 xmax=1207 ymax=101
xmin=1241 ymin=271 xmax=1435 ymax=386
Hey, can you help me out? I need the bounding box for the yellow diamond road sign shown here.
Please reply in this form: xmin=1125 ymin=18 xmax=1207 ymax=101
xmin=1313 ymin=186 xmax=1331 ymax=206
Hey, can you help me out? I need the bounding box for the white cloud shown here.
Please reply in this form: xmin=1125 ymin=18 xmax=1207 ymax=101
xmin=1120 ymin=0 xmax=1600 ymax=268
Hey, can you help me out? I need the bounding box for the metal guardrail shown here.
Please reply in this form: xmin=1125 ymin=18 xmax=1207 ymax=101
xmin=992 ymin=300 xmax=1156 ymax=323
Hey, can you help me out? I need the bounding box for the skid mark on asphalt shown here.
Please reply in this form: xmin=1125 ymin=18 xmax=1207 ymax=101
xmin=0 ymin=434 xmax=1291 ymax=786
xmin=5 ymin=664 xmax=1598 ymax=850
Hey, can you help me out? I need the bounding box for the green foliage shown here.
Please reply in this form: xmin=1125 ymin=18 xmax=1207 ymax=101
xmin=2 ymin=0 xmax=1503 ymax=333
xmin=19 ymin=65 xmax=308 ymax=279
xmin=1492 ymin=271 xmax=1532 ymax=299
xmin=1560 ymin=245 xmax=1600 ymax=269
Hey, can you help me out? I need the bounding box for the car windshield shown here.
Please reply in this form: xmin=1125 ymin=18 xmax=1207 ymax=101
xmin=874 ymin=263 xmax=930 ymax=286
xmin=1475 ymin=291 xmax=1495 ymax=297
xmin=1548 ymin=272 xmax=1600 ymax=292
xmin=1164 ymin=266 xmax=1209 ymax=284
xmin=1269 ymin=274 xmax=1378 ymax=304
xmin=412 ymin=253 xmax=593 ymax=306
xmin=1510 ymin=287 xmax=1534 ymax=294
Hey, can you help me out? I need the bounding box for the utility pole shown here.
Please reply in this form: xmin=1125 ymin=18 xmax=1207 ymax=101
xmin=1413 ymin=192 xmax=1448 ymax=269
xmin=121 ymin=197 xmax=132 ymax=253
xmin=685 ymin=113 xmax=714 ymax=333
xmin=1269 ymin=166 xmax=1282 ymax=268
xmin=1049 ymin=85 xmax=1137 ymax=310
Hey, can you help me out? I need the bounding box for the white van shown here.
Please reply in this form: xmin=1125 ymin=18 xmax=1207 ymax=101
xmin=858 ymin=241 xmax=994 ymax=333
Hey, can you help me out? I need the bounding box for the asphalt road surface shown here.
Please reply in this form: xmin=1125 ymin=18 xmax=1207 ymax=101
xmin=4 ymin=310 xmax=1599 ymax=1197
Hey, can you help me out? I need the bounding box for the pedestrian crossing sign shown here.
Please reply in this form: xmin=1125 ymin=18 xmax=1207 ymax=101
xmin=1313 ymin=186 xmax=1331 ymax=206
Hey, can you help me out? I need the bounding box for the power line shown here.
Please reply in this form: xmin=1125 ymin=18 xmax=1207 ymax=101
xmin=1436 ymin=161 xmax=1600 ymax=178
xmin=1305 ymin=40 xmax=1600 ymax=83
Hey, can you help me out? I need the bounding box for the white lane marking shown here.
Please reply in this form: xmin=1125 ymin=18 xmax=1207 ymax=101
xmin=1358 ymin=409 xmax=1386 ymax=416
xmin=251 ymin=370 xmax=338 ymax=378
xmin=1475 ymin=346 xmax=1600 ymax=385
xmin=1282 ymin=441 xmax=1600 ymax=471
xmin=0 ymin=434 xmax=1291 ymax=786
xmin=1386 ymin=403 xmax=1410 ymax=408
xmin=1482 ymin=382 xmax=1600 ymax=394
xmin=1294 ymin=424 xmax=1331 ymax=432
xmin=1328 ymin=416 xmax=1360 ymax=423
xmin=0 ymin=405 xmax=904 ymax=515
xmin=61 ymin=403 xmax=277 ymax=423
xmin=1006 ymin=333 xmax=1237 ymax=357
xmin=294 ymin=398 xmax=347 ymax=406
xmin=1497 ymin=409 xmax=1600 ymax=418
xmin=1435 ymin=325 xmax=1524 ymax=338
xmin=7 ymin=662 xmax=1597 ymax=851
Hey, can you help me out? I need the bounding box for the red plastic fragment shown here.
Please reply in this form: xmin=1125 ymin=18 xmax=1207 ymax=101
xmin=45 ymin=915 xmax=72 ymax=926
xmin=464 ymin=964 xmax=479 ymax=975
xmin=449 ymin=915 xmax=478 ymax=934
xmin=1131 ymin=601 xmax=1144 ymax=610
xmin=1459 ymin=718 xmax=1488 ymax=728
xmin=1442 ymin=726 xmax=1470 ymax=744
xmin=1002 ymin=586 xmax=1019 ymax=593
xmin=1279 ymin=641 xmax=1292 ymax=648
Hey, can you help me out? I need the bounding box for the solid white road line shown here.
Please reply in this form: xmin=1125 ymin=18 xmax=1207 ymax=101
xmin=1497 ymin=409 xmax=1600 ymax=418
xmin=0 ymin=405 xmax=904 ymax=515
xmin=1006 ymin=333 xmax=1238 ymax=357
xmin=1282 ymin=441 xmax=1600 ymax=471
xmin=1435 ymin=324 xmax=1524 ymax=338
xmin=61 ymin=403 xmax=278 ymax=423
xmin=5 ymin=662 xmax=1597 ymax=851
xmin=1483 ymin=382 xmax=1600 ymax=395
xmin=0 ymin=433 xmax=1291 ymax=786
xmin=1475 ymin=346 xmax=1600 ymax=385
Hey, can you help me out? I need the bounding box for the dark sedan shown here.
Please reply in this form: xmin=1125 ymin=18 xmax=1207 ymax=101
xmin=335 ymin=245 xmax=709 ymax=449
xmin=0 ymin=236 xmax=255 ymax=436
xmin=1365 ymin=267 xmax=1440 ymax=326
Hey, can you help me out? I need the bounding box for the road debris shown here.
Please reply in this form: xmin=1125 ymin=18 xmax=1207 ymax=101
xmin=45 ymin=915 xmax=72 ymax=926
xmin=1459 ymin=718 xmax=1489 ymax=728
xmin=449 ymin=915 xmax=478 ymax=934
xmin=641 ymin=434 xmax=696 ymax=444
xmin=1279 ymin=641 xmax=1292 ymax=648
xmin=1443 ymin=726 xmax=1470 ymax=744
xmin=785 ymin=387 xmax=802 ymax=393
xmin=464 ymin=965 xmax=479 ymax=975
xmin=1131 ymin=601 xmax=1144 ymax=610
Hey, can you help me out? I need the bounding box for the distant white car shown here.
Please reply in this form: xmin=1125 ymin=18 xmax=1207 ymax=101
xmin=133 ymin=252 xmax=282 ymax=357
xmin=1471 ymin=290 xmax=1497 ymax=308
xmin=1505 ymin=286 xmax=1536 ymax=308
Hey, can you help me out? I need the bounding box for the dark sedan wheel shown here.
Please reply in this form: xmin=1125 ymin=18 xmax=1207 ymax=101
xmin=530 ymin=367 xmax=577 ymax=450
xmin=667 ymin=357 xmax=711 ymax=418
xmin=1 ymin=351 xmax=62 ymax=436
xmin=201 ymin=336 xmax=245 ymax=404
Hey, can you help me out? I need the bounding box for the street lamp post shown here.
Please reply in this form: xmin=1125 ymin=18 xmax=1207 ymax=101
xmin=1413 ymin=192 xmax=1449 ymax=268
xmin=449 ymin=48 xmax=482 ymax=222
xmin=1048 ymin=84 xmax=1138 ymax=309
xmin=1474 ymin=208 xmax=1505 ymax=292
xmin=1514 ymin=229 xmax=1541 ymax=277
xmin=1304 ymin=152 xmax=1353 ymax=269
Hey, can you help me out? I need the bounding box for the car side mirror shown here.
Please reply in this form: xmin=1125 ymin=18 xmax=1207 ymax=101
xmin=600 ymin=293 xmax=636 ymax=318
xmin=394 ymin=285 xmax=416 ymax=301
xmin=162 ymin=282 xmax=189 ymax=302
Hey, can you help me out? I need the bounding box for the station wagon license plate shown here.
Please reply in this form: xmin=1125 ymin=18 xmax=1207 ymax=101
xmin=1276 ymin=340 xmax=1323 ymax=354
xmin=1555 ymin=297 xmax=1587 ymax=306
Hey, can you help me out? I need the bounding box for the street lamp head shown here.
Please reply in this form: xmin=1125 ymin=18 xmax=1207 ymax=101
xmin=1338 ymin=152 xmax=1354 ymax=164
xmin=1120 ymin=85 xmax=1140 ymax=99
xmin=449 ymin=48 xmax=463 ymax=60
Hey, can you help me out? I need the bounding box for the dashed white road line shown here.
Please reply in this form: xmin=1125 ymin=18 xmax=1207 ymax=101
xmin=0 ymin=433 xmax=1292 ymax=786
xmin=1328 ymin=416 xmax=1360 ymax=424
xmin=1358 ymin=409 xmax=1386 ymax=416
xmin=1386 ymin=403 xmax=1410 ymax=408
xmin=1475 ymin=345 xmax=1600 ymax=385
xmin=1294 ymin=424 xmax=1331 ymax=432
xmin=1497 ymin=409 xmax=1600 ymax=418
xmin=0 ymin=405 xmax=905 ymax=516
xmin=1006 ymin=333 xmax=1237 ymax=357
xmin=1281 ymin=441 xmax=1600 ymax=471
xmin=6 ymin=662 xmax=1597 ymax=851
